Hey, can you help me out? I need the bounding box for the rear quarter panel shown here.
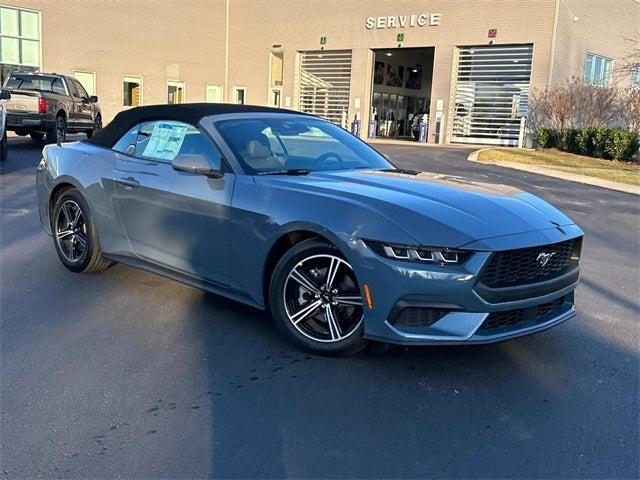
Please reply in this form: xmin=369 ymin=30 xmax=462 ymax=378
xmin=37 ymin=142 xmax=128 ymax=254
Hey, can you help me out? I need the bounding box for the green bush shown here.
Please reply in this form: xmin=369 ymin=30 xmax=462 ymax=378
xmin=536 ymin=127 xmax=638 ymax=161
xmin=560 ymin=129 xmax=579 ymax=153
xmin=535 ymin=128 xmax=556 ymax=148
xmin=603 ymin=129 xmax=640 ymax=161
xmin=576 ymin=127 xmax=596 ymax=156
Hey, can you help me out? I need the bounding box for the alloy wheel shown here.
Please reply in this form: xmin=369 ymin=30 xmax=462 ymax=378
xmin=283 ymin=254 xmax=363 ymax=343
xmin=56 ymin=117 xmax=66 ymax=143
xmin=54 ymin=200 xmax=87 ymax=263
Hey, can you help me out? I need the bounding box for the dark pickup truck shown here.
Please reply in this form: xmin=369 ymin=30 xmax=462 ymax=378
xmin=3 ymin=72 xmax=102 ymax=144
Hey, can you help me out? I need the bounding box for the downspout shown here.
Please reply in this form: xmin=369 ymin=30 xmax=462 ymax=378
xmin=547 ymin=0 xmax=561 ymax=87
xmin=224 ymin=0 xmax=230 ymax=102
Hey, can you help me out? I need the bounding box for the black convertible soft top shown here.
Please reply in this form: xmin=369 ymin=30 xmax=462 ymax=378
xmin=84 ymin=103 xmax=306 ymax=149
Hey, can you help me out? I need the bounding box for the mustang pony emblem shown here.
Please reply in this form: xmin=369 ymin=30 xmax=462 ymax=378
xmin=537 ymin=252 xmax=556 ymax=267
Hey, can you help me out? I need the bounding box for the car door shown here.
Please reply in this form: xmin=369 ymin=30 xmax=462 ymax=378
xmin=67 ymin=79 xmax=92 ymax=127
xmin=112 ymin=120 xmax=234 ymax=285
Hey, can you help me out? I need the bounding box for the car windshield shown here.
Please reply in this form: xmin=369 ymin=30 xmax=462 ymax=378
xmin=215 ymin=117 xmax=393 ymax=174
xmin=5 ymin=74 xmax=66 ymax=95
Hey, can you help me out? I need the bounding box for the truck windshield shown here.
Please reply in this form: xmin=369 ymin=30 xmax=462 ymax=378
xmin=5 ymin=75 xmax=66 ymax=95
xmin=215 ymin=117 xmax=393 ymax=174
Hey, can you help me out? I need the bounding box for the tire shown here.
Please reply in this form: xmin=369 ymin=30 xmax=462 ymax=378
xmin=86 ymin=114 xmax=102 ymax=139
xmin=30 ymin=132 xmax=45 ymax=145
xmin=46 ymin=115 xmax=66 ymax=144
xmin=0 ymin=130 xmax=6 ymax=162
xmin=269 ymin=238 xmax=367 ymax=356
xmin=51 ymin=188 xmax=112 ymax=273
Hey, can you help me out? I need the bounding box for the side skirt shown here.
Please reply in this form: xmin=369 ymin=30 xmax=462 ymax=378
xmin=105 ymin=253 xmax=264 ymax=311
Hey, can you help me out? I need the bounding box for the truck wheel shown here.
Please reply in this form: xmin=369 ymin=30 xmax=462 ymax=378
xmin=46 ymin=116 xmax=66 ymax=144
xmin=30 ymin=132 xmax=45 ymax=144
xmin=86 ymin=114 xmax=102 ymax=139
xmin=0 ymin=130 xmax=7 ymax=162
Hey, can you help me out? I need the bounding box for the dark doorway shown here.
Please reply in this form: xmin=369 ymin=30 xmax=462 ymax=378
xmin=371 ymin=47 xmax=435 ymax=140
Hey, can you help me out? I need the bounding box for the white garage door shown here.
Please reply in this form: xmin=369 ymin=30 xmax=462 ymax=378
xmin=297 ymin=50 xmax=352 ymax=126
xmin=452 ymin=44 xmax=533 ymax=146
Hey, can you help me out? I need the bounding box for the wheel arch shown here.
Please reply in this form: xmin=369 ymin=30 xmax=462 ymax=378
xmin=261 ymin=226 xmax=344 ymax=308
xmin=47 ymin=178 xmax=85 ymax=230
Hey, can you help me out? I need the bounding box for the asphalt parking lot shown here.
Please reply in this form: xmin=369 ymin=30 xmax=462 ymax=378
xmin=1 ymin=135 xmax=638 ymax=479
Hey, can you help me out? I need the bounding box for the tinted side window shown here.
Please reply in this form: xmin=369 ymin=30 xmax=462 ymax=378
xmin=51 ymin=78 xmax=66 ymax=95
xmin=134 ymin=120 xmax=222 ymax=168
xmin=74 ymin=79 xmax=89 ymax=98
xmin=112 ymin=125 xmax=139 ymax=154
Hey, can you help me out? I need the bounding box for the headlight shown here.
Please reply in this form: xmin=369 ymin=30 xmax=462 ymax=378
xmin=365 ymin=240 xmax=472 ymax=266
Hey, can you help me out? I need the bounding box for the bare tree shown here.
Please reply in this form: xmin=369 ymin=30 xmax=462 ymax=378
xmin=613 ymin=35 xmax=640 ymax=85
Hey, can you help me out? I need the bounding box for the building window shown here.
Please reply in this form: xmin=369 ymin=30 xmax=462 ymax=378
xmin=632 ymin=67 xmax=639 ymax=90
xmin=206 ymin=85 xmax=223 ymax=103
xmin=233 ymin=87 xmax=246 ymax=105
xmin=583 ymin=53 xmax=613 ymax=86
xmin=167 ymin=80 xmax=185 ymax=104
xmin=74 ymin=71 xmax=96 ymax=96
xmin=0 ymin=6 xmax=40 ymax=83
xmin=270 ymin=52 xmax=283 ymax=87
xmin=123 ymin=76 xmax=142 ymax=107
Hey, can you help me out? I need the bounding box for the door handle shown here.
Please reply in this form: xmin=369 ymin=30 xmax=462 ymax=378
xmin=116 ymin=176 xmax=140 ymax=188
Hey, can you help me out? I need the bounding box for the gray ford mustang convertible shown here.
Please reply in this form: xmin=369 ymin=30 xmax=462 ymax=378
xmin=36 ymin=104 xmax=583 ymax=355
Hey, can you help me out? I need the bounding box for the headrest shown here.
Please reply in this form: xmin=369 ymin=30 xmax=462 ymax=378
xmin=246 ymin=139 xmax=272 ymax=159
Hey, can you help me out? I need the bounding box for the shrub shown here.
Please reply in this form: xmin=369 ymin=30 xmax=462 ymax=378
xmin=535 ymin=128 xmax=556 ymax=148
xmin=535 ymin=127 xmax=638 ymax=161
xmin=603 ymin=129 xmax=640 ymax=161
xmin=560 ymin=129 xmax=579 ymax=153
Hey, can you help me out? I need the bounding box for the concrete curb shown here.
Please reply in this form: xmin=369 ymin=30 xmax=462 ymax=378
xmin=467 ymin=149 xmax=640 ymax=196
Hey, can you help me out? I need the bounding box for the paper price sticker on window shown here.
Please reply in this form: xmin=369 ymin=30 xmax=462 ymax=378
xmin=142 ymin=122 xmax=188 ymax=161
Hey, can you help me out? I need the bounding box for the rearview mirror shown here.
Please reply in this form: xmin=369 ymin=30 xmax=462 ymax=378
xmin=172 ymin=154 xmax=223 ymax=178
xmin=0 ymin=89 xmax=11 ymax=101
xmin=89 ymin=95 xmax=98 ymax=103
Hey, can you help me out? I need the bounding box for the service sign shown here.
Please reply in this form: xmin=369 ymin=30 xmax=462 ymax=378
xmin=365 ymin=13 xmax=442 ymax=29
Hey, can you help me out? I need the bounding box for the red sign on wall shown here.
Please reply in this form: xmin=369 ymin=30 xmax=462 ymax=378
xmin=488 ymin=29 xmax=498 ymax=38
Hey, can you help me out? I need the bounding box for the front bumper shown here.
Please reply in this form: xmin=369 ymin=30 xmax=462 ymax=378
xmin=346 ymin=226 xmax=583 ymax=346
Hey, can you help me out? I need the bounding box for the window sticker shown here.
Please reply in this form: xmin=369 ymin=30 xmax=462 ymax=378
xmin=142 ymin=122 xmax=188 ymax=161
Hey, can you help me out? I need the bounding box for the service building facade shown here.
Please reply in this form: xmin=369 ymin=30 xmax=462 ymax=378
xmin=0 ymin=0 xmax=637 ymax=145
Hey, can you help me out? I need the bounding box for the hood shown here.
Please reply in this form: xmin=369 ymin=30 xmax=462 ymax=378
xmin=258 ymin=169 xmax=577 ymax=248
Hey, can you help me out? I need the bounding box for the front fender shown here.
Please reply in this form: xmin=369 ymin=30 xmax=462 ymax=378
xmin=228 ymin=176 xmax=418 ymax=308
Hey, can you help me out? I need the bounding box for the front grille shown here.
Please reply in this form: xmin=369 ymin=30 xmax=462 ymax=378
xmin=479 ymin=296 xmax=567 ymax=332
xmin=479 ymin=238 xmax=581 ymax=289
xmin=392 ymin=307 xmax=449 ymax=328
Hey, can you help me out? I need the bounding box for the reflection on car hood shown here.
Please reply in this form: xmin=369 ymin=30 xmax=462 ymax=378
xmin=259 ymin=169 xmax=577 ymax=247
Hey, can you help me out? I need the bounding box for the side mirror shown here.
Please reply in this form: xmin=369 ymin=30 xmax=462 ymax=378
xmin=0 ymin=89 xmax=11 ymax=100
xmin=172 ymin=154 xmax=223 ymax=178
xmin=89 ymin=95 xmax=98 ymax=103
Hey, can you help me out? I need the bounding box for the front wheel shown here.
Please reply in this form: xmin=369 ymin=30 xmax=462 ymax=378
xmin=269 ymin=239 xmax=367 ymax=356
xmin=52 ymin=188 xmax=112 ymax=273
xmin=86 ymin=114 xmax=102 ymax=139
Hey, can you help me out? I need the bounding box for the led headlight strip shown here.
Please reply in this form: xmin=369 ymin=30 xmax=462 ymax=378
xmin=366 ymin=241 xmax=472 ymax=265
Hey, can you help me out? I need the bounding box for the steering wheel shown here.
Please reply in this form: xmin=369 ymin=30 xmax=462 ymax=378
xmin=316 ymin=152 xmax=342 ymax=166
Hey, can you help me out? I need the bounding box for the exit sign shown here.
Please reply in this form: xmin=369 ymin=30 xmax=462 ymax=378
xmin=397 ymin=33 xmax=404 ymax=42
xmin=320 ymin=36 xmax=327 ymax=45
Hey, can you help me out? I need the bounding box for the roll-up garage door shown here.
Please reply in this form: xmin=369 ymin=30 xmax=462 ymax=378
xmin=452 ymin=44 xmax=533 ymax=146
xmin=297 ymin=50 xmax=352 ymax=126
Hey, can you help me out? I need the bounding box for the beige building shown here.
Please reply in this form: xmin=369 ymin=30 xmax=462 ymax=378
xmin=0 ymin=0 xmax=637 ymax=145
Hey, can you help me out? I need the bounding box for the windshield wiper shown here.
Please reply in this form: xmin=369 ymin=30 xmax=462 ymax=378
xmin=258 ymin=168 xmax=312 ymax=176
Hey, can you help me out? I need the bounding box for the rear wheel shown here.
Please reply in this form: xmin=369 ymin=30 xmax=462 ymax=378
xmin=269 ymin=239 xmax=367 ymax=356
xmin=52 ymin=188 xmax=112 ymax=273
xmin=46 ymin=115 xmax=66 ymax=144
xmin=0 ymin=130 xmax=7 ymax=162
